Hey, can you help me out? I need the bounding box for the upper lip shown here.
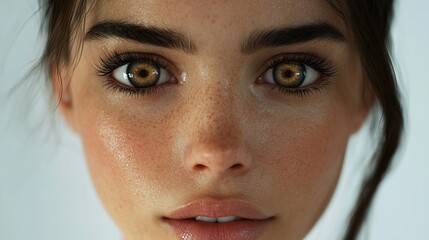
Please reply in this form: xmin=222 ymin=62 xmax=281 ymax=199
xmin=164 ymin=198 xmax=274 ymax=220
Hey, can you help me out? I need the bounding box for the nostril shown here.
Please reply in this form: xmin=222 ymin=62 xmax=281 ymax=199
xmin=230 ymin=163 xmax=243 ymax=170
xmin=193 ymin=164 xmax=207 ymax=171
xmin=192 ymin=163 xmax=243 ymax=172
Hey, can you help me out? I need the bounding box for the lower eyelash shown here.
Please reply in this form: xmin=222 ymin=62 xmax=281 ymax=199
xmin=103 ymin=78 xmax=163 ymax=97
xmin=269 ymin=77 xmax=331 ymax=98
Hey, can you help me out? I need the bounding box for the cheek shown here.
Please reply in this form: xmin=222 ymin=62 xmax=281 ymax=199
xmin=267 ymin=112 xmax=347 ymax=188
xmin=253 ymin=103 xmax=350 ymax=231
xmin=87 ymin=116 xmax=176 ymax=187
xmin=78 ymin=106 xmax=183 ymax=234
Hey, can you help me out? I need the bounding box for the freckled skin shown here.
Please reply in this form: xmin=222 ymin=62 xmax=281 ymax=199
xmin=57 ymin=0 xmax=371 ymax=239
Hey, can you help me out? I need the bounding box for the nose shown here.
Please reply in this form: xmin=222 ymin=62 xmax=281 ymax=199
xmin=182 ymin=88 xmax=253 ymax=178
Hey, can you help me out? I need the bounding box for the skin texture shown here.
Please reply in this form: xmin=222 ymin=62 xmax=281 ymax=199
xmin=55 ymin=0 xmax=372 ymax=239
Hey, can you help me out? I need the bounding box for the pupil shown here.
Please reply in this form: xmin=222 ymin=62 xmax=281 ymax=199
xmin=139 ymin=70 xmax=149 ymax=78
xmin=283 ymin=70 xmax=294 ymax=78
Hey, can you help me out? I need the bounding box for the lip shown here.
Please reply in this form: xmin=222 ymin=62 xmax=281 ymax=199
xmin=163 ymin=198 xmax=274 ymax=240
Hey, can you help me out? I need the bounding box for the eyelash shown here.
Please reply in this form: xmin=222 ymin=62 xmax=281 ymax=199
xmin=95 ymin=52 xmax=337 ymax=98
xmin=261 ymin=54 xmax=337 ymax=98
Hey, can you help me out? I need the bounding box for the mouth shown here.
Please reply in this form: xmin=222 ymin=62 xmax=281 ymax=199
xmin=163 ymin=198 xmax=275 ymax=240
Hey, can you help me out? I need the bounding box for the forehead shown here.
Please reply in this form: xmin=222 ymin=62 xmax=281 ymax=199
xmin=89 ymin=0 xmax=345 ymax=35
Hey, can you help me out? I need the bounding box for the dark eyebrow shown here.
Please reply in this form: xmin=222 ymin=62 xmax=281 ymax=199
xmin=85 ymin=21 xmax=197 ymax=54
xmin=241 ymin=22 xmax=346 ymax=54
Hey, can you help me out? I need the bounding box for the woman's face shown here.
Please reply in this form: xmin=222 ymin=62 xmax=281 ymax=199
xmin=58 ymin=0 xmax=370 ymax=239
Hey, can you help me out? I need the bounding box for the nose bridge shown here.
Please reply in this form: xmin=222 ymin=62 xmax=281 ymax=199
xmin=194 ymin=84 xmax=240 ymax=147
xmin=182 ymin=78 xmax=252 ymax=176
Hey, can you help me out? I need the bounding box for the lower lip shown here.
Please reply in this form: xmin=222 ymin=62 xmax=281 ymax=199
xmin=163 ymin=218 xmax=272 ymax=240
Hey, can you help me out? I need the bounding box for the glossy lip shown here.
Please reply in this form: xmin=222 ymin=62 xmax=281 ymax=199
xmin=163 ymin=198 xmax=275 ymax=240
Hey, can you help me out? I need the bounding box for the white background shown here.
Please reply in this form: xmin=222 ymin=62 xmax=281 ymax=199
xmin=1 ymin=0 xmax=428 ymax=239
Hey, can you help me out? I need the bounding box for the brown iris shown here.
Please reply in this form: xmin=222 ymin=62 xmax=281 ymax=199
xmin=126 ymin=62 xmax=160 ymax=88
xmin=273 ymin=63 xmax=306 ymax=88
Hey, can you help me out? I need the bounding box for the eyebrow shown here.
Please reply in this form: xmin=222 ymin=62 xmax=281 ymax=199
xmin=85 ymin=21 xmax=344 ymax=55
xmin=85 ymin=21 xmax=197 ymax=54
xmin=241 ymin=22 xmax=346 ymax=54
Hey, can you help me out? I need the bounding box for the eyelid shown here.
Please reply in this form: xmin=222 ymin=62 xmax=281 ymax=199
xmin=96 ymin=51 xmax=180 ymax=78
xmin=95 ymin=51 xmax=181 ymax=97
xmin=255 ymin=53 xmax=337 ymax=98
xmin=259 ymin=53 xmax=338 ymax=79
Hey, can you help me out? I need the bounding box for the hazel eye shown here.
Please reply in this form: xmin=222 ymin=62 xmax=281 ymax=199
xmin=262 ymin=62 xmax=320 ymax=88
xmin=112 ymin=61 xmax=172 ymax=88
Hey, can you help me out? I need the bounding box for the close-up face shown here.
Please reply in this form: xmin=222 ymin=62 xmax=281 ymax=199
xmin=57 ymin=0 xmax=371 ymax=239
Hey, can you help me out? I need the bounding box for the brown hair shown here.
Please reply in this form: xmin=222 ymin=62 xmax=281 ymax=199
xmin=328 ymin=1 xmax=404 ymax=239
xmin=40 ymin=0 xmax=404 ymax=239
